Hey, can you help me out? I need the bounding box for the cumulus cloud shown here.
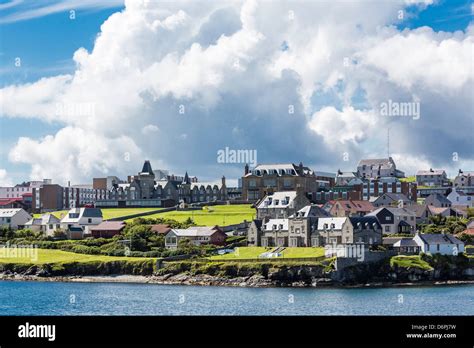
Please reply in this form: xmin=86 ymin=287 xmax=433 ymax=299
xmin=0 ymin=169 xmax=13 ymax=186
xmin=0 ymin=0 xmax=472 ymax=184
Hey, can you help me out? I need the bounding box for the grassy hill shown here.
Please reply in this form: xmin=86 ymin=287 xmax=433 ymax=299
xmin=134 ymin=204 xmax=256 ymax=226
xmin=34 ymin=208 xmax=162 ymax=220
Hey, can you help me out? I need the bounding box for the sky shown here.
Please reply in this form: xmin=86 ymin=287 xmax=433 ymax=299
xmin=0 ymin=0 xmax=472 ymax=187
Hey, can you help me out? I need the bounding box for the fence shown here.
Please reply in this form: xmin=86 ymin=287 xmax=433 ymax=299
xmin=175 ymin=256 xmax=327 ymax=263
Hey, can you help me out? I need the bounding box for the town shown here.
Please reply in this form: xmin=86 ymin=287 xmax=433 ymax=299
xmin=0 ymin=157 xmax=472 ymax=269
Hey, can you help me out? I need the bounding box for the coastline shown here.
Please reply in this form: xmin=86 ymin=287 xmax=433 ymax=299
xmin=1 ymin=273 xmax=474 ymax=289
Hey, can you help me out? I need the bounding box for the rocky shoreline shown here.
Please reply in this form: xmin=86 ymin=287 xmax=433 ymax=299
xmin=1 ymin=272 xmax=474 ymax=289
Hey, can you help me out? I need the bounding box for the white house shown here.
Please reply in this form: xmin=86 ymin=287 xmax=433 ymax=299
xmin=0 ymin=208 xmax=32 ymax=230
xmin=413 ymin=233 xmax=465 ymax=255
xmin=60 ymin=208 xmax=103 ymax=239
xmin=447 ymin=190 xmax=473 ymax=208
xmin=25 ymin=214 xmax=61 ymax=236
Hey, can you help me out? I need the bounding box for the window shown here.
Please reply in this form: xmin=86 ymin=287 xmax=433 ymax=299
xmin=385 ymin=226 xmax=390 ymax=232
xmin=88 ymin=218 xmax=92 ymax=223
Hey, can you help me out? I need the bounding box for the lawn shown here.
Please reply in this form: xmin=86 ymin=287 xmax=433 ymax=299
xmin=33 ymin=208 xmax=161 ymax=220
xmin=134 ymin=204 xmax=256 ymax=226
xmin=399 ymin=176 xmax=416 ymax=183
xmin=209 ymin=247 xmax=326 ymax=260
xmin=0 ymin=248 xmax=153 ymax=265
xmin=390 ymin=255 xmax=433 ymax=271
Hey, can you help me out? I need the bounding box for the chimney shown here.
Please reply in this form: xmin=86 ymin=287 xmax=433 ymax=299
xmin=244 ymin=163 xmax=249 ymax=175
xmin=221 ymin=175 xmax=226 ymax=187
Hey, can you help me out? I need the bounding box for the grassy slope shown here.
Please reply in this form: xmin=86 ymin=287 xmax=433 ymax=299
xmin=209 ymin=247 xmax=325 ymax=260
xmin=390 ymin=255 xmax=433 ymax=271
xmin=134 ymin=204 xmax=256 ymax=226
xmin=0 ymin=248 xmax=153 ymax=265
xmin=33 ymin=208 xmax=161 ymax=220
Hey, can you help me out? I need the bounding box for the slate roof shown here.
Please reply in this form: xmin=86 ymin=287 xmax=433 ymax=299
xmin=90 ymin=221 xmax=125 ymax=231
xmin=292 ymin=205 xmax=331 ymax=218
xmin=317 ymin=217 xmax=347 ymax=230
xmin=0 ymin=208 xmax=24 ymax=217
xmin=257 ymin=191 xmax=297 ymax=209
xmin=416 ymin=169 xmax=446 ymax=176
xmin=349 ymin=216 xmax=381 ymax=230
xmin=263 ymin=218 xmax=289 ymax=231
xmin=417 ymin=233 xmax=463 ymax=245
xmin=393 ymin=239 xmax=419 ymax=247
xmin=427 ymin=193 xmax=451 ymax=204
xmin=140 ymin=160 xmax=153 ymax=174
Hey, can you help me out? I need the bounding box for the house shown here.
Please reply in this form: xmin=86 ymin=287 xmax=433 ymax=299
xmin=259 ymin=219 xmax=289 ymax=247
xmin=425 ymin=193 xmax=452 ymax=208
xmin=0 ymin=208 xmax=32 ymax=230
xmin=413 ymin=233 xmax=465 ymax=255
xmin=427 ymin=206 xmax=457 ymax=218
xmin=416 ymin=169 xmax=449 ymax=187
xmin=393 ymin=238 xmax=421 ymax=254
xmin=60 ymin=207 xmax=103 ymax=239
xmin=25 ymin=214 xmax=61 ymax=236
xmin=329 ymin=200 xmax=374 ymax=217
xmin=357 ymin=157 xmax=405 ymax=179
xmin=241 ymin=162 xmax=320 ymax=202
xmin=311 ymin=216 xmax=382 ymax=246
xmin=447 ymin=190 xmax=473 ymax=208
xmin=454 ymin=170 xmax=473 ymax=188
xmin=256 ymin=191 xmax=310 ymax=219
xmin=247 ymin=219 xmax=263 ymax=246
xmin=366 ymin=207 xmax=416 ymax=235
xmin=287 ymin=205 xmax=330 ymax=247
xmin=404 ymin=204 xmax=432 ymax=224
xmin=149 ymin=224 xmax=172 ymax=235
xmin=90 ymin=221 xmax=126 ymax=238
xmin=372 ymin=193 xmax=412 ymax=208
xmin=164 ymin=226 xmax=227 ymax=249
xmin=335 ymin=170 xmax=362 ymax=186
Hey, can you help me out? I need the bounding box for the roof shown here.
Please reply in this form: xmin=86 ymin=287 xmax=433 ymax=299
xmin=90 ymin=221 xmax=125 ymax=231
xmin=82 ymin=208 xmax=103 ymax=218
xmin=383 ymin=237 xmax=404 ymax=245
xmin=333 ymin=200 xmax=374 ymax=213
xmin=367 ymin=207 xmax=416 ymax=217
xmin=416 ymin=169 xmax=446 ymax=176
xmin=0 ymin=208 xmax=25 ymax=217
xmin=171 ymin=226 xmax=221 ymax=237
xmin=149 ymin=224 xmax=172 ymax=234
xmin=25 ymin=214 xmax=60 ymax=226
xmin=457 ymin=228 xmax=474 ymax=236
xmin=404 ymin=204 xmax=428 ymax=218
xmin=426 ymin=193 xmax=451 ymax=204
xmin=0 ymin=198 xmax=23 ymax=206
xmin=317 ymin=217 xmax=347 ymax=230
xmin=257 ymin=191 xmax=298 ymax=209
xmin=358 ymin=157 xmax=395 ymax=168
xmin=140 ymin=160 xmax=154 ymax=175
xmin=292 ymin=205 xmax=331 ymax=218
xmin=374 ymin=192 xmax=410 ymax=202
xmin=245 ymin=163 xmax=314 ymax=177
xmin=427 ymin=206 xmax=450 ymax=215
xmin=349 ymin=216 xmax=381 ymax=229
xmin=314 ymin=171 xmax=336 ymax=178
xmin=393 ymin=238 xmax=419 ymax=247
xmin=417 ymin=233 xmax=463 ymax=245
xmin=263 ymin=218 xmax=289 ymax=231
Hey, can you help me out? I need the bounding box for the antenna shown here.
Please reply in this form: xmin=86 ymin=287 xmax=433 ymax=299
xmin=387 ymin=128 xmax=390 ymax=158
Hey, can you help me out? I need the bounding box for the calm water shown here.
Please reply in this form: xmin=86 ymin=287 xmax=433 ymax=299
xmin=0 ymin=281 xmax=472 ymax=315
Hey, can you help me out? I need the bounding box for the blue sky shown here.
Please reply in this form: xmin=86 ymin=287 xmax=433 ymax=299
xmin=0 ymin=0 xmax=472 ymax=186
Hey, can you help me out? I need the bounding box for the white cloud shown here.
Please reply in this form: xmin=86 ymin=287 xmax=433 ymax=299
xmin=0 ymin=0 xmax=472 ymax=184
xmin=0 ymin=169 xmax=13 ymax=187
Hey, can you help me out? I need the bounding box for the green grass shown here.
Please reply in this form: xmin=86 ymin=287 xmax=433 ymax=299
xmin=134 ymin=204 xmax=256 ymax=226
xmin=400 ymin=176 xmax=416 ymax=183
xmin=209 ymin=246 xmax=326 ymax=260
xmin=390 ymin=255 xmax=433 ymax=271
xmin=0 ymin=248 xmax=154 ymax=265
xmin=33 ymin=208 xmax=162 ymax=220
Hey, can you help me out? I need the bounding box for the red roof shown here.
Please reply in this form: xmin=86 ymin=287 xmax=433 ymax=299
xmin=457 ymin=228 xmax=474 ymax=236
xmin=90 ymin=221 xmax=125 ymax=232
xmin=149 ymin=224 xmax=172 ymax=234
xmin=0 ymin=198 xmax=23 ymax=206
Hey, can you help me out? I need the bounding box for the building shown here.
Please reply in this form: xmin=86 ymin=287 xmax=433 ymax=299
xmin=335 ymin=171 xmax=363 ymax=186
xmin=372 ymin=193 xmax=413 ymax=208
xmin=392 ymin=238 xmax=421 ymax=254
xmin=60 ymin=208 xmax=103 ymax=239
xmin=90 ymin=221 xmax=126 ymax=238
xmin=366 ymin=207 xmax=416 ymax=235
xmin=447 ymin=190 xmax=474 ymax=208
xmin=311 ymin=216 xmax=382 ymax=246
xmin=416 ymin=169 xmax=449 ymax=187
xmin=454 ymin=170 xmax=473 ymax=188
xmin=256 ymin=191 xmax=310 ymax=219
xmin=24 ymin=214 xmax=61 ymax=236
xmin=329 ymin=200 xmax=374 ymax=217
xmin=287 ymin=205 xmax=330 ymax=247
xmin=404 ymin=204 xmax=432 ymax=224
xmin=258 ymin=218 xmax=289 ymax=247
xmin=241 ymin=162 xmax=320 ymax=202
xmin=164 ymin=226 xmax=227 ymax=249
xmin=360 ymin=179 xmax=417 ymax=202
xmin=356 ymin=157 xmax=405 ymax=179
xmin=0 ymin=208 xmax=32 ymax=230
xmin=97 ymin=160 xmax=227 ymax=207
xmin=413 ymin=233 xmax=465 ymax=255
xmin=149 ymin=224 xmax=172 ymax=235
xmin=425 ymin=193 xmax=452 ymax=208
